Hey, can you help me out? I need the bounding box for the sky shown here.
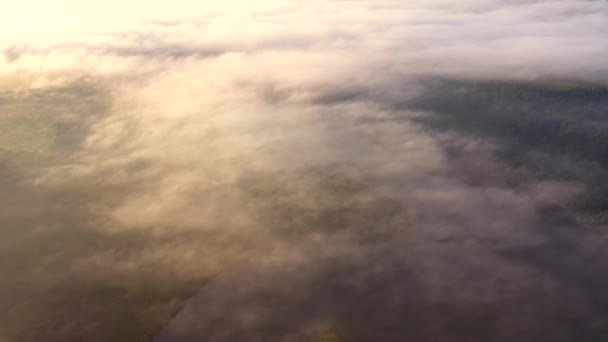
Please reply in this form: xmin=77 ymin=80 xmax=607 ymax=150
xmin=1 ymin=1 xmax=608 ymax=341
xmin=0 ymin=0 xmax=283 ymax=35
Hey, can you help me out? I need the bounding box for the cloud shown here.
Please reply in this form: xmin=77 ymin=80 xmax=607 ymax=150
xmin=1 ymin=1 xmax=608 ymax=341
xmin=3 ymin=0 xmax=608 ymax=84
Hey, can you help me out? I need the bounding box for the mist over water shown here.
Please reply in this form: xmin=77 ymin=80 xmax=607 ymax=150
xmin=1 ymin=1 xmax=608 ymax=341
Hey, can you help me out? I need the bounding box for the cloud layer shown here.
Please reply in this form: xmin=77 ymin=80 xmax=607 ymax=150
xmin=1 ymin=1 xmax=608 ymax=341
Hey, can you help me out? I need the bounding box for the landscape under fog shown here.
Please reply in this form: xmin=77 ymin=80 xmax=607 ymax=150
xmin=1 ymin=1 xmax=608 ymax=341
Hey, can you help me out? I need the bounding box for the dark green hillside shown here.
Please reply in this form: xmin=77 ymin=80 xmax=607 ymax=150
xmin=408 ymin=79 xmax=608 ymax=225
